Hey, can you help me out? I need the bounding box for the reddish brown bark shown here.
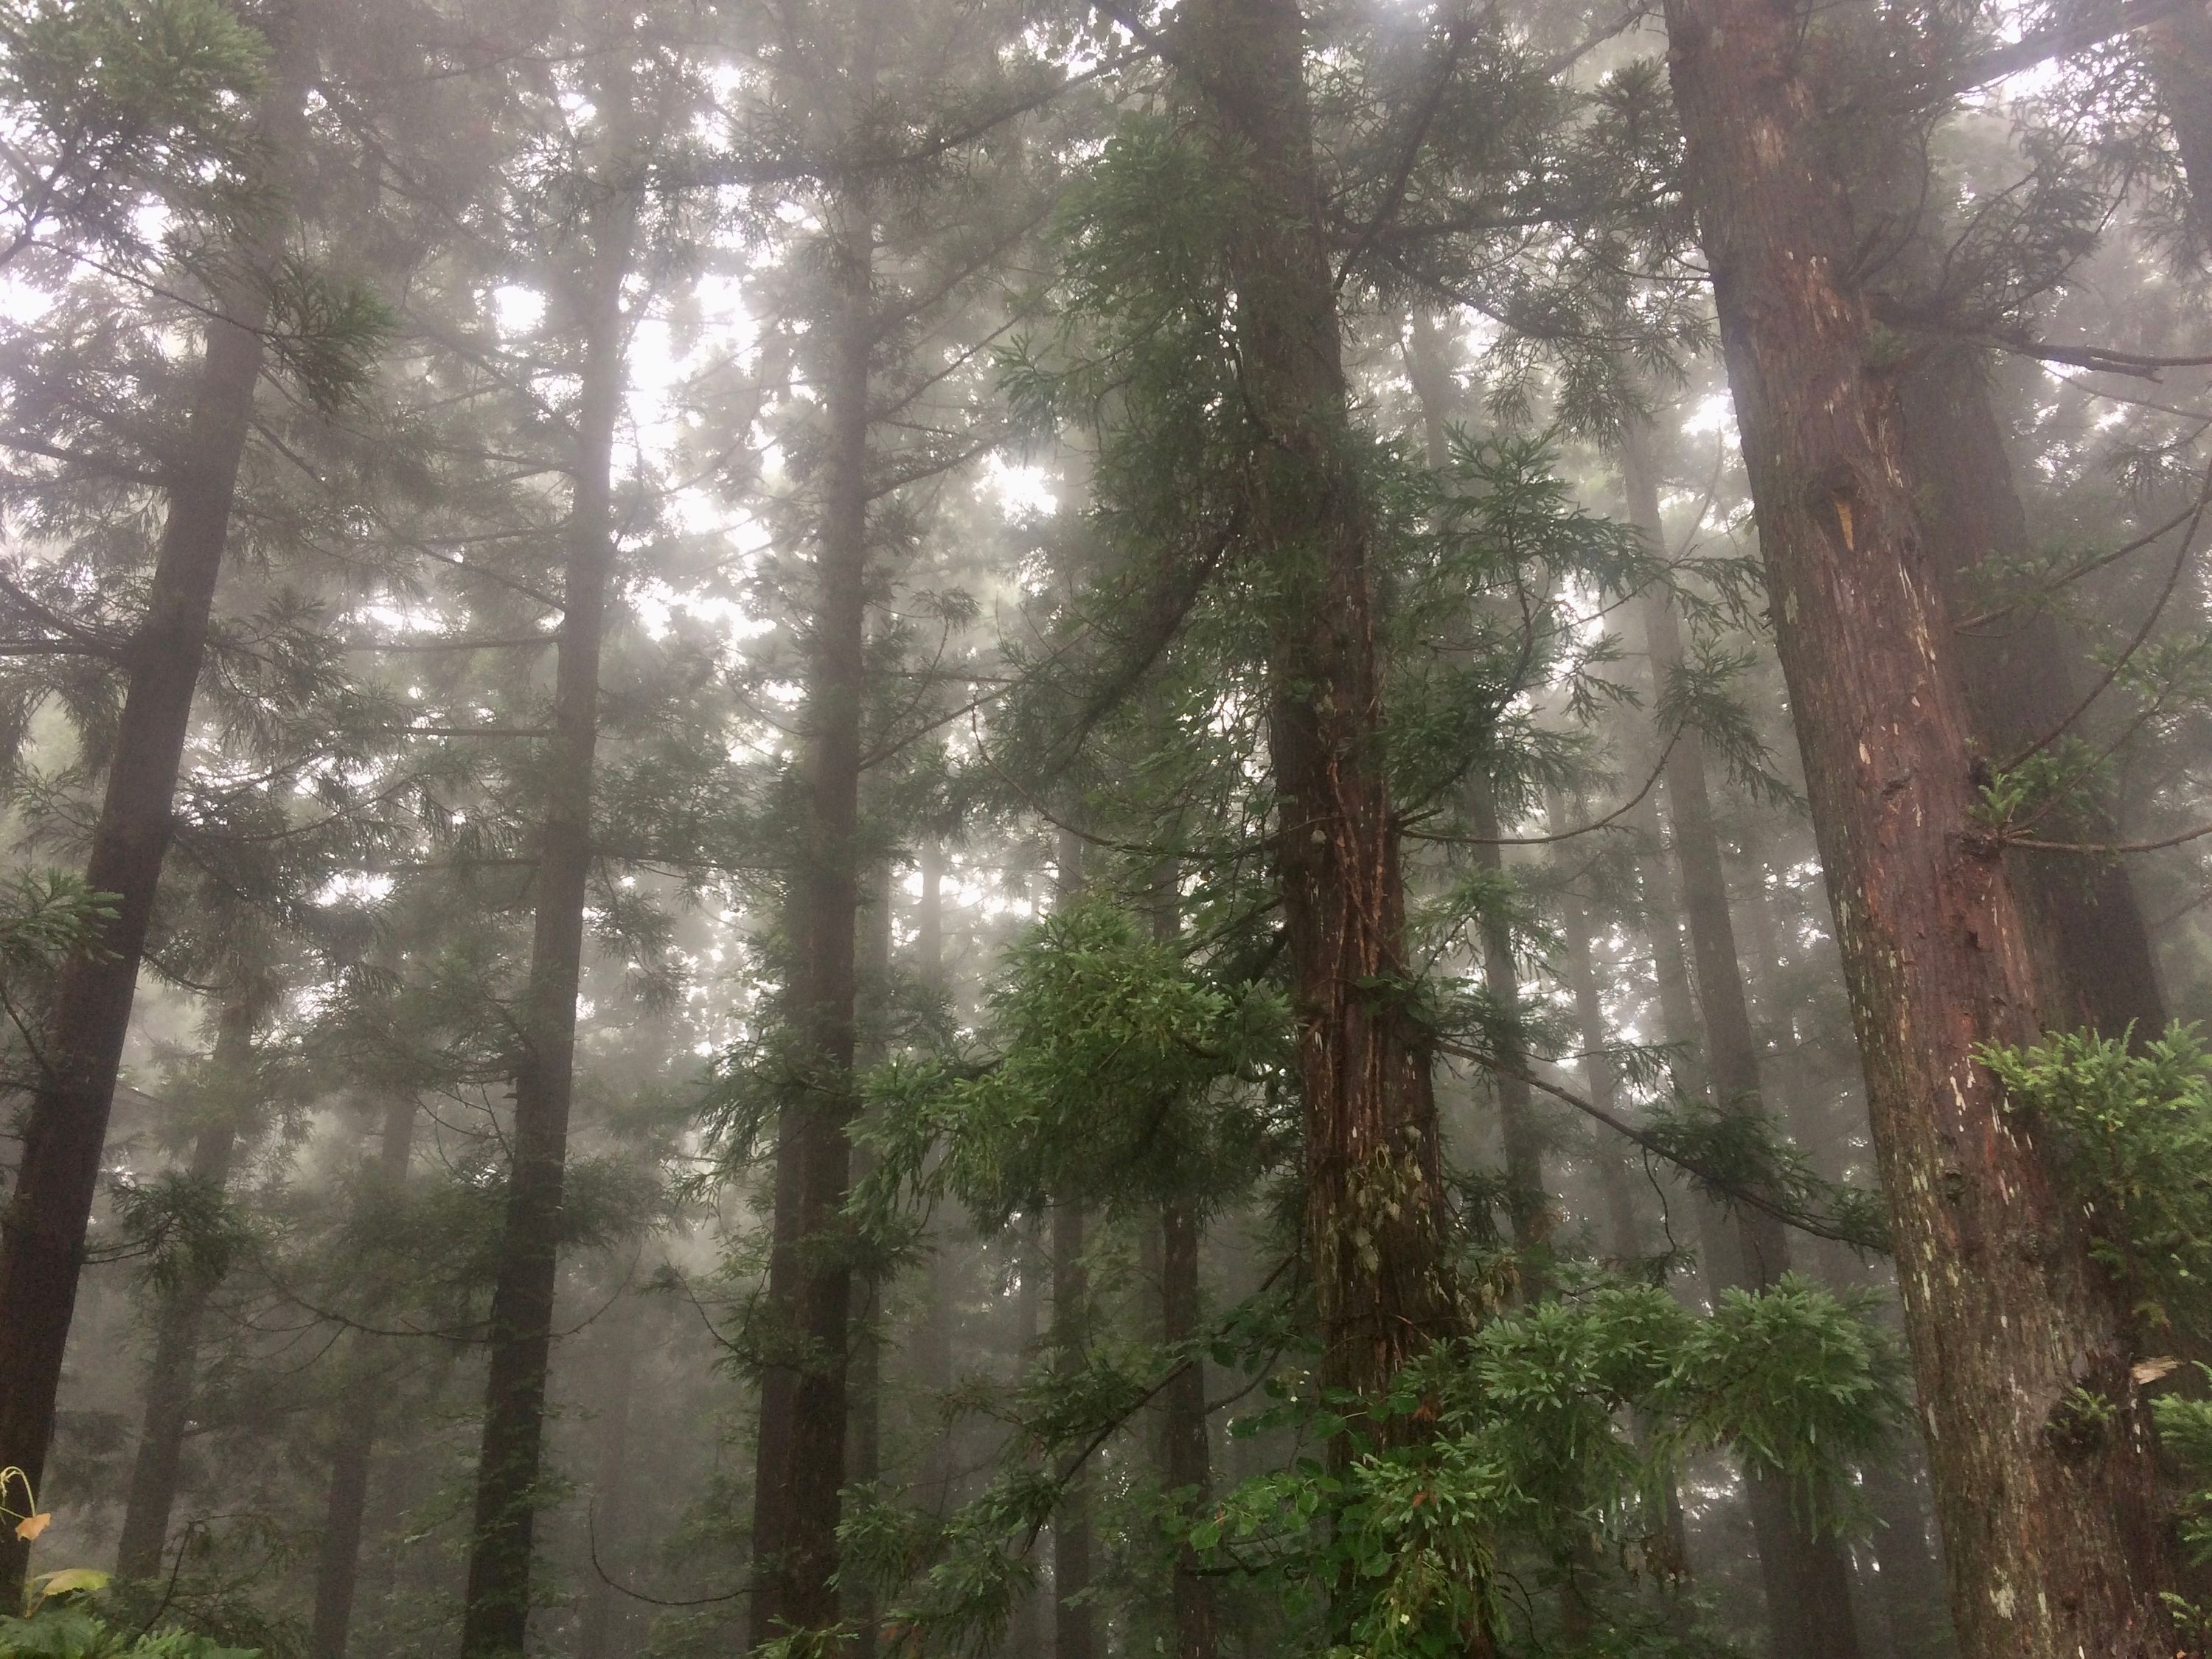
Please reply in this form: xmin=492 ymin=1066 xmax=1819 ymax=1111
xmin=1184 ymin=0 xmax=1452 ymax=1401
xmin=1660 ymin=0 xmax=2179 ymax=1651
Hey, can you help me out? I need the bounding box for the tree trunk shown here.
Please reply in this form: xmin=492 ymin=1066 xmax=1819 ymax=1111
xmin=1659 ymin=1 xmax=2179 ymax=1650
xmin=747 ymin=185 xmax=874 ymax=1652
xmin=1051 ymin=1197 xmax=1093 ymax=1659
xmin=1626 ymin=420 xmax=1865 ymax=1659
xmin=311 ymin=1096 xmax=416 ymax=1659
xmin=456 ymin=170 xmax=634 ymax=1659
xmin=1158 ymin=1198 xmax=1217 ymax=1659
xmin=576 ymin=1298 xmax=641 ymax=1659
xmin=1545 ymin=793 xmax=1644 ymax=1267
xmin=847 ymin=856 xmax=894 ymax=1659
xmin=1183 ymin=0 xmax=1451 ymax=1403
xmin=113 ymin=1002 xmax=255 ymax=1579
xmin=0 ymin=24 xmax=314 ymax=1595
xmin=911 ymin=841 xmax=959 ymax=1514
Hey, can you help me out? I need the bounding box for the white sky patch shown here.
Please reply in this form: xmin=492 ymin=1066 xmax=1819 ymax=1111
xmin=1681 ymin=391 xmax=1736 ymax=441
xmin=492 ymin=283 xmax=546 ymax=336
xmin=984 ymin=455 xmax=1058 ymax=517
xmin=316 ymin=871 xmax=394 ymax=907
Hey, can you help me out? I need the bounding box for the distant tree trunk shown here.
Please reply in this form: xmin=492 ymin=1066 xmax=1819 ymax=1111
xmin=1046 ymin=827 xmax=1093 ymax=1659
xmin=847 ymin=856 xmax=894 ymax=1659
xmin=1147 ymin=870 xmax=1217 ymax=1659
xmin=576 ymin=1298 xmax=641 ymax=1659
xmin=1545 ymin=793 xmax=1641 ymax=1266
xmin=0 ymin=25 xmax=315 ymax=1595
xmin=1050 ymin=1197 xmax=1094 ymax=1659
xmin=911 ymin=841 xmax=959 ymax=1513
xmin=747 ymin=181 xmax=875 ymax=1651
xmin=1624 ymin=422 xmax=1863 ymax=1659
xmin=1861 ymin=1447 xmax=1956 ymax=1659
xmin=1157 ymin=1196 xmax=1217 ymax=1659
xmin=1402 ymin=320 xmax=1545 ymax=1267
xmin=456 ymin=167 xmax=635 ymax=1659
xmin=1894 ymin=347 xmax=2166 ymax=1042
xmin=1660 ymin=0 xmax=2180 ymax=1649
xmin=1012 ymin=1238 xmax=1048 ymax=1659
xmin=1183 ymin=0 xmax=1451 ymax=1403
xmin=313 ymin=1097 xmax=417 ymax=1659
xmin=114 ymin=1002 xmax=255 ymax=1579
xmin=1467 ymin=777 xmax=1546 ymax=1263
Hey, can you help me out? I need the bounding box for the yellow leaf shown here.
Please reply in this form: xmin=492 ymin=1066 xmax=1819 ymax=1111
xmin=27 ymin=1568 xmax=107 ymax=1610
xmin=2133 ymin=1355 xmax=2183 ymax=1385
xmin=13 ymin=1512 xmax=48 ymax=1540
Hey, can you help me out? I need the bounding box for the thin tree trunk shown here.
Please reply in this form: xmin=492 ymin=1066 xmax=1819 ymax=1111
xmin=312 ymin=1096 xmax=417 ymax=1659
xmin=1155 ymin=1194 xmax=1216 ymax=1659
xmin=912 ymin=841 xmax=959 ymax=1513
xmin=1045 ymin=826 xmax=1093 ymax=1659
xmin=1051 ymin=1197 xmax=1093 ymax=1659
xmin=1182 ymin=0 xmax=1451 ymax=1403
xmin=847 ymin=855 xmax=894 ymax=1659
xmin=114 ymin=1002 xmax=255 ymax=1579
xmin=1546 ymin=793 xmax=1644 ymax=1266
xmin=576 ymin=1298 xmax=640 ymax=1659
xmin=1624 ymin=421 xmax=1864 ymax=1659
xmin=456 ymin=161 xmax=634 ymax=1659
xmin=0 ymin=24 xmax=313 ymax=1593
xmin=747 ymin=178 xmax=875 ymax=1652
xmin=1660 ymin=1 xmax=2179 ymax=1649
xmin=1144 ymin=865 xmax=1217 ymax=1659
xmin=1402 ymin=321 xmax=1545 ymax=1268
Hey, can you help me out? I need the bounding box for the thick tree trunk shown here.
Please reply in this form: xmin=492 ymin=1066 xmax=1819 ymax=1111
xmin=1183 ymin=0 xmax=1451 ymax=1402
xmin=747 ymin=189 xmax=874 ymax=1652
xmin=1660 ymin=1 xmax=2179 ymax=1651
xmin=456 ymin=180 xmax=633 ymax=1659
xmin=311 ymin=1096 xmax=416 ymax=1659
xmin=1895 ymin=349 xmax=2166 ymax=1042
xmin=114 ymin=1003 xmax=254 ymax=1579
xmin=0 ymin=26 xmax=313 ymax=1595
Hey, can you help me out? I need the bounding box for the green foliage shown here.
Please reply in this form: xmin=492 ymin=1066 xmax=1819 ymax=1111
xmin=1980 ymin=1024 xmax=2212 ymax=1344
xmin=0 ymin=870 xmax=114 ymax=970
xmin=859 ymin=897 xmax=1288 ymax=1225
xmin=1192 ymin=1279 xmax=1902 ymax=1657
xmin=0 ymin=1574 xmax=257 ymax=1658
xmin=0 ymin=0 xmax=268 ymax=257
xmin=106 ymin=1169 xmax=248 ymax=1294
xmin=1638 ymin=1096 xmax=1890 ymax=1253
xmin=257 ymin=258 xmax=394 ymax=414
